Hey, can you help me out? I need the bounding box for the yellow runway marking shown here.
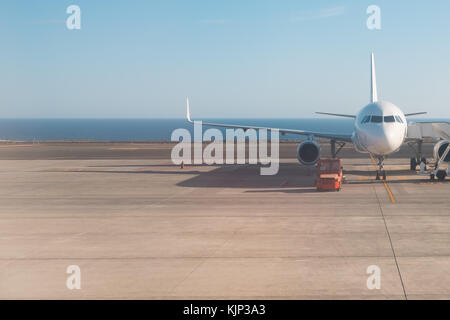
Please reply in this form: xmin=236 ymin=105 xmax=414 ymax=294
xmin=369 ymin=155 xmax=396 ymax=204
xmin=382 ymin=181 xmax=396 ymax=204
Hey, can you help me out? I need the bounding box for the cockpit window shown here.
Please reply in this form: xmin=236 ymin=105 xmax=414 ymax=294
xmin=371 ymin=116 xmax=383 ymax=123
xmin=384 ymin=116 xmax=395 ymax=123
xmin=363 ymin=115 xmax=403 ymax=124
xmin=361 ymin=115 xmax=370 ymax=124
xmin=395 ymin=116 xmax=404 ymax=123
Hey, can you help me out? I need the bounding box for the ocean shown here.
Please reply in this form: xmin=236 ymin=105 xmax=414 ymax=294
xmin=0 ymin=118 xmax=359 ymax=142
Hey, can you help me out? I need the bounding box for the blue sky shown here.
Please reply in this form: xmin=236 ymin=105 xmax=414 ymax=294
xmin=1 ymin=0 xmax=449 ymax=118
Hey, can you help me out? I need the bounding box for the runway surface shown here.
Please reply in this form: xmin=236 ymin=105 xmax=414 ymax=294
xmin=0 ymin=141 xmax=449 ymax=299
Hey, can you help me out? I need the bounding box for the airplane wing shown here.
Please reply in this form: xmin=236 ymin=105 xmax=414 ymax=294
xmin=315 ymin=112 xmax=356 ymax=119
xmin=186 ymin=98 xmax=353 ymax=142
xmin=405 ymin=112 xmax=428 ymax=117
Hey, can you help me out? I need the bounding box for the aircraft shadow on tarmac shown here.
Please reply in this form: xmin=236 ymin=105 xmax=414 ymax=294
xmin=88 ymin=164 xmax=215 ymax=168
xmin=344 ymin=169 xmax=414 ymax=177
xmin=176 ymin=163 xmax=317 ymax=189
xmin=78 ymin=169 xmax=205 ymax=175
xmin=75 ymin=163 xmax=316 ymax=190
xmin=344 ymin=167 xmax=438 ymax=185
xmin=78 ymin=162 xmax=436 ymax=189
xmin=243 ymin=188 xmax=318 ymax=194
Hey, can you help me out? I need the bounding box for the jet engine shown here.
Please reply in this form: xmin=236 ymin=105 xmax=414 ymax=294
xmin=433 ymin=140 xmax=450 ymax=162
xmin=297 ymin=141 xmax=321 ymax=165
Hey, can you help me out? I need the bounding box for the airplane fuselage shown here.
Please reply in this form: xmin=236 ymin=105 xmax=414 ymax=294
xmin=352 ymin=101 xmax=407 ymax=157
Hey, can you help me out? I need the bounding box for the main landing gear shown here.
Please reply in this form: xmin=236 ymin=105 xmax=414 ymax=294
xmin=410 ymin=157 xmax=427 ymax=171
xmin=408 ymin=140 xmax=427 ymax=171
xmin=375 ymin=157 xmax=387 ymax=181
xmin=330 ymin=139 xmax=346 ymax=159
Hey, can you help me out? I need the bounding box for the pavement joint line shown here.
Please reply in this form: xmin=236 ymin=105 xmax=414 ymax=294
xmin=373 ymin=183 xmax=408 ymax=300
xmin=166 ymin=223 xmax=243 ymax=295
xmin=0 ymin=254 xmax=449 ymax=261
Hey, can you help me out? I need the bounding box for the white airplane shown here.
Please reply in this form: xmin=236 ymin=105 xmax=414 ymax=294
xmin=187 ymin=53 xmax=450 ymax=180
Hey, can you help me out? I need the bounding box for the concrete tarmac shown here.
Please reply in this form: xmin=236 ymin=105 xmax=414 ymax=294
xmin=0 ymin=142 xmax=449 ymax=299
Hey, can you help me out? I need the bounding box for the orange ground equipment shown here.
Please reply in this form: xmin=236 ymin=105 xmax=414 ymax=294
xmin=316 ymin=159 xmax=343 ymax=192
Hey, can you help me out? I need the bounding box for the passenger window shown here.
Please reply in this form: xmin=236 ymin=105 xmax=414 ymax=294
xmin=384 ymin=116 xmax=395 ymax=123
xmin=371 ymin=116 xmax=383 ymax=123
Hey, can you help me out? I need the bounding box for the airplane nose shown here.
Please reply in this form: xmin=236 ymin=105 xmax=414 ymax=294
xmin=377 ymin=125 xmax=403 ymax=154
xmin=385 ymin=128 xmax=402 ymax=149
xmin=367 ymin=124 xmax=403 ymax=155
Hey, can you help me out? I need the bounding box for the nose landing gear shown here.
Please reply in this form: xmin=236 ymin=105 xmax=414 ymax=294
xmin=376 ymin=170 xmax=387 ymax=180
xmin=375 ymin=157 xmax=387 ymax=181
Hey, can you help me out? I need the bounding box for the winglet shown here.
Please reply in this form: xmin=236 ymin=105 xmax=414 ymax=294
xmin=371 ymin=53 xmax=378 ymax=103
xmin=186 ymin=97 xmax=192 ymax=123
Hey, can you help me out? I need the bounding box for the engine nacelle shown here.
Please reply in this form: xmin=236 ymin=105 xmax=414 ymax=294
xmin=434 ymin=140 xmax=450 ymax=162
xmin=297 ymin=141 xmax=321 ymax=165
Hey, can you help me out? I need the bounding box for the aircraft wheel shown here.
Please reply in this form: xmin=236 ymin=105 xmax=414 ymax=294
xmin=421 ymin=157 xmax=427 ymax=171
xmin=437 ymin=170 xmax=447 ymax=181
xmin=382 ymin=171 xmax=387 ymax=181
xmin=376 ymin=172 xmax=380 ymax=180
xmin=430 ymin=173 xmax=435 ymax=181
xmin=410 ymin=158 xmax=417 ymax=171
